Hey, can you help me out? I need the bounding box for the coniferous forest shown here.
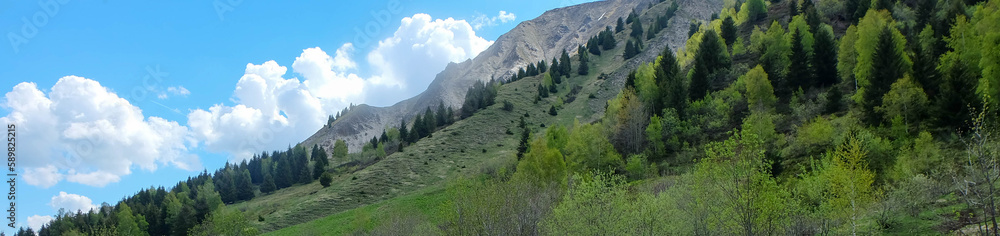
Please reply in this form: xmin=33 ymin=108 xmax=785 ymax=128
xmin=22 ymin=0 xmax=1000 ymax=235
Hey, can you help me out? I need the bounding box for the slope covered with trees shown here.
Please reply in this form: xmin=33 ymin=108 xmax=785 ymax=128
xmin=23 ymin=0 xmax=1000 ymax=235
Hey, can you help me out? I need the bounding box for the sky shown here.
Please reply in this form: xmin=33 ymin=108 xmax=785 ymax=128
xmin=0 ymin=0 xmax=596 ymax=232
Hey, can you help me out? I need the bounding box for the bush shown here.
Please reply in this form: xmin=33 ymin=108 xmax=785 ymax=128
xmin=320 ymin=172 xmax=333 ymax=187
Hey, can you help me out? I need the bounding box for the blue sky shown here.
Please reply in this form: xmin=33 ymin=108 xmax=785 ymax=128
xmin=0 ymin=0 xmax=595 ymax=232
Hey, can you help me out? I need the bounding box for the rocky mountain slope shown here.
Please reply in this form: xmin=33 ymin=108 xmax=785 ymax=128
xmin=302 ymin=0 xmax=725 ymax=152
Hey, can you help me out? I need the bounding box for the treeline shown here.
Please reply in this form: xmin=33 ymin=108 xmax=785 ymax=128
xmin=32 ymin=144 xmax=337 ymax=235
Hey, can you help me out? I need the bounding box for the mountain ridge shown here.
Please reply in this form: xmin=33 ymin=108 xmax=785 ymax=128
xmin=303 ymin=0 xmax=660 ymax=152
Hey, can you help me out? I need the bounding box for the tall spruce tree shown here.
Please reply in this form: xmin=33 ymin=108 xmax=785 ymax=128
xmin=813 ymin=25 xmax=838 ymax=87
xmin=864 ymin=25 xmax=907 ymax=125
xmin=788 ymin=28 xmax=813 ymax=90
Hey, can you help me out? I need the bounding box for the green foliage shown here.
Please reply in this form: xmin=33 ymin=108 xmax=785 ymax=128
xmin=625 ymin=154 xmax=657 ymax=180
xmin=190 ymin=208 xmax=259 ymax=236
xmin=565 ymin=120 xmax=623 ymax=173
xmin=674 ymin=129 xmax=792 ymax=235
xmin=863 ymin=24 xmax=909 ymax=125
xmin=744 ymin=65 xmax=777 ymax=113
xmin=515 ymin=136 xmax=567 ymax=187
xmin=260 ymin=172 xmax=276 ymax=194
xmin=634 ymin=62 xmax=659 ymax=109
xmin=630 ymin=14 xmax=645 ymax=39
xmin=721 ymin=16 xmax=737 ymax=46
xmin=116 ymin=203 xmax=149 ymax=236
xmin=320 ymin=172 xmax=333 ymax=188
xmin=543 ymin=172 xmax=667 ymax=234
xmin=825 ymin=133 xmax=878 ymax=235
xmin=788 ymin=22 xmax=814 ymax=90
xmin=517 ymin=116 xmax=530 ymax=159
xmin=446 ymin=177 xmax=558 ymax=235
xmin=311 ymin=145 xmax=329 ymax=180
xmin=759 ymin=21 xmax=792 ymax=98
xmin=745 ymin=0 xmax=768 ymax=22
xmin=689 ymin=29 xmax=731 ymax=100
xmin=877 ymin=75 xmax=928 ymax=129
xmin=616 ymin=17 xmax=625 ymax=33
xmin=813 ymin=24 xmax=839 ymax=87
xmin=656 ymin=46 xmax=685 ymax=116
xmin=332 ymin=140 xmax=348 ymax=159
xmin=606 ymin=88 xmax=650 ymax=156
xmin=891 ymin=131 xmax=944 ymax=181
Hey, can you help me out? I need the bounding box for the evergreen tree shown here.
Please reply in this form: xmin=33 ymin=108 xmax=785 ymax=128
xmin=788 ymin=28 xmax=813 ymax=90
xmin=630 ymin=15 xmax=644 ymax=39
xmin=436 ymin=101 xmax=447 ymax=126
xmin=560 ymin=50 xmax=572 ymax=77
xmin=864 ymin=25 xmax=907 ymax=125
xmin=721 ymin=16 xmax=737 ymax=46
xmin=688 ymin=20 xmax=700 ymax=38
xmin=624 ymin=40 xmax=638 ymax=59
xmin=578 ymin=47 xmax=590 ymax=75
xmin=517 ymin=116 xmax=530 ymax=160
xmin=600 ymin=28 xmax=617 ymax=50
xmin=116 ymin=203 xmax=148 ymax=236
xmin=588 ymin=36 xmax=602 ymax=55
xmin=746 ymin=0 xmax=768 ymax=22
xmin=689 ymin=30 xmax=730 ymax=100
xmin=788 ymin=0 xmax=798 ymax=16
xmin=616 ymin=17 xmax=625 ymax=33
xmin=398 ymin=119 xmax=408 ymax=144
xmin=235 ymin=169 xmax=253 ymax=201
xmin=424 ymin=107 xmax=437 ymax=134
xmin=311 ymin=145 xmax=328 ymax=180
xmin=260 ymin=172 xmax=276 ymax=194
xmin=813 ymin=25 xmax=838 ymax=87
xmin=656 ymin=46 xmax=685 ymax=117
xmin=550 ymin=57 xmax=562 ymax=79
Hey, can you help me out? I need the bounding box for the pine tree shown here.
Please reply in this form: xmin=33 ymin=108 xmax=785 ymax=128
xmin=235 ymin=169 xmax=254 ymax=201
xmin=517 ymin=116 xmax=530 ymax=160
xmin=260 ymin=172 xmax=276 ymax=194
xmin=689 ymin=30 xmax=730 ymax=100
xmin=657 ymin=46 xmax=685 ymax=117
xmin=864 ymin=25 xmax=907 ymax=125
xmin=550 ymin=57 xmax=561 ymax=79
xmin=688 ymin=21 xmax=700 ymax=38
xmin=588 ymin=36 xmax=602 ymax=55
xmin=721 ymin=16 xmax=737 ymax=46
xmin=560 ymin=50 xmax=572 ymax=76
xmin=311 ymin=145 xmax=328 ymax=180
xmin=788 ymin=28 xmax=813 ymax=90
xmin=398 ymin=119 xmax=408 ymax=144
xmin=630 ymin=16 xmax=644 ymax=39
xmin=813 ymin=25 xmax=838 ymax=87
xmin=578 ymin=46 xmax=590 ymax=75
xmin=624 ymin=40 xmax=638 ymax=59
xmin=616 ymin=17 xmax=625 ymax=33
xmin=436 ymin=101 xmax=447 ymax=126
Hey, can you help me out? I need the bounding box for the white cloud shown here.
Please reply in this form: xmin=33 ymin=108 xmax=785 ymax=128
xmin=49 ymin=191 xmax=97 ymax=213
xmin=27 ymin=215 xmax=54 ymax=231
xmin=498 ymin=11 xmax=517 ymax=23
xmin=363 ymin=13 xmax=493 ymax=105
xmin=471 ymin=10 xmax=517 ymax=30
xmin=168 ymin=86 xmax=190 ymax=96
xmin=23 ymin=165 xmax=62 ymax=188
xmin=188 ymin=61 xmax=325 ymax=161
xmin=159 ymin=86 xmax=191 ymax=99
xmin=0 ymin=76 xmax=200 ymax=188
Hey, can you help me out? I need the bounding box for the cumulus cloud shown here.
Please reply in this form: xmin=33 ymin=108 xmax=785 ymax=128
xmin=190 ymin=13 xmax=493 ymax=160
xmin=27 ymin=215 xmax=54 ymax=231
xmin=363 ymin=13 xmax=493 ymax=105
xmin=49 ymin=191 xmax=98 ymax=213
xmin=23 ymin=165 xmax=62 ymax=188
xmin=0 ymin=76 xmax=199 ymax=187
xmin=471 ymin=10 xmax=518 ymax=30
xmin=188 ymin=61 xmax=325 ymax=161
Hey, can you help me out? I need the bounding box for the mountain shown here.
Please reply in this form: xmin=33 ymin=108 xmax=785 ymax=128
xmin=303 ymin=0 xmax=670 ymax=152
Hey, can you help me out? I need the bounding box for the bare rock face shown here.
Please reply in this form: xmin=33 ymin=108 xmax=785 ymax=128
xmin=303 ymin=0 xmax=722 ymax=152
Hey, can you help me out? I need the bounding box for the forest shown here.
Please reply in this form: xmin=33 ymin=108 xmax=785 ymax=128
xmin=20 ymin=0 xmax=1000 ymax=235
